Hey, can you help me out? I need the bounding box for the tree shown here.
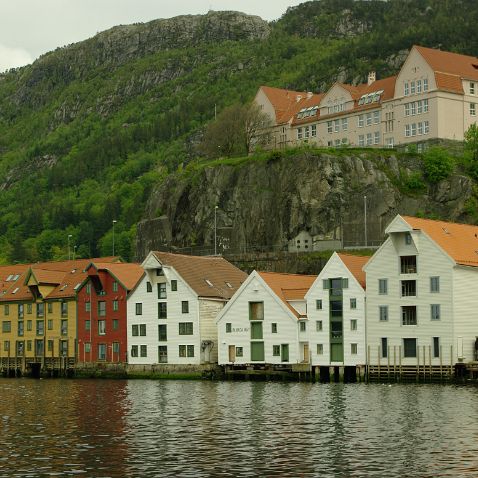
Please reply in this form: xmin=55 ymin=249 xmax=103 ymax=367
xmin=464 ymin=123 xmax=478 ymax=162
xmin=199 ymin=103 xmax=272 ymax=158
xmin=423 ymin=147 xmax=454 ymax=183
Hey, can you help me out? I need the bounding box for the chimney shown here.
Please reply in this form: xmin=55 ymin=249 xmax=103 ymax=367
xmin=296 ymin=95 xmax=302 ymax=102
xmin=368 ymin=71 xmax=376 ymax=86
xmin=307 ymin=91 xmax=313 ymax=99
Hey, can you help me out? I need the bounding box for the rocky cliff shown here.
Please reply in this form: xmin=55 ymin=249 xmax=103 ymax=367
xmin=135 ymin=150 xmax=474 ymax=260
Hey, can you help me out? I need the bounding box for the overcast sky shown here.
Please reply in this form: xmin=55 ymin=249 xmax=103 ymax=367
xmin=0 ymin=0 xmax=304 ymax=72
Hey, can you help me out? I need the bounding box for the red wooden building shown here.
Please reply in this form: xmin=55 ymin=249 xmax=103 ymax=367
xmin=77 ymin=262 xmax=144 ymax=363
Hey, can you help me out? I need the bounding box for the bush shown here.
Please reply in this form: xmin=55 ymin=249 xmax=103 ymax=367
xmin=423 ymin=147 xmax=454 ymax=183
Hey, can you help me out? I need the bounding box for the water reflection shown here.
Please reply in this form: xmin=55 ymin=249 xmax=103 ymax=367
xmin=1 ymin=380 xmax=478 ymax=477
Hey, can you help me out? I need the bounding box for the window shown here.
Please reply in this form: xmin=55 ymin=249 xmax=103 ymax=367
xmin=430 ymin=276 xmax=440 ymax=293
xmin=140 ymin=345 xmax=147 ymax=357
xmin=404 ymin=82 xmax=409 ymax=96
xmin=112 ymin=281 xmax=118 ymax=292
xmin=366 ymin=112 xmax=372 ymax=126
xmin=423 ymin=99 xmax=429 ymax=112
xmin=401 ymin=280 xmax=416 ymax=297
xmin=402 ymin=306 xmax=417 ymax=325
xmin=401 ymin=256 xmax=417 ymax=274
xmin=273 ymin=345 xmax=280 ymax=356
xmin=330 ymin=301 xmax=342 ymax=318
xmin=2 ymin=321 xmax=11 ymax=333
xmin=85 ymin=320 xmax=90 ymax=331
xmin=225 ymin=323 xmax=232 ymax=333
xmin=417 ymin=101 xmax=423 ymax=114
xmin=85 ymin=302 xmax=91 ymax=312
xmin=358 ymin=115 xmax=364 ymax=128
xmin=411 ymin=123 xmax=417 ymax=136
xmin=27 ymin=340 xmax=32 ymax=351
xmin=27 ymin=320 xmax=32 ymax=331
xmin=351 ymin=343 xmax=358 ymax=355
xmin=351 ymin=319 xmax=357 ymax=331
xmin=411 ymin=102 xmax=416 ymax=116
xmin=334 ymin=120 xmax=340 ymax=133
xmin=131 ymin=345 xmax=138 ymax=358
xmin=317 ymin=344 xmax=323 ymax=354
xmin=471 ymin=103 xmax=476 ymax=116
xmin=379 ymin=306 xmax=388 ymax=321
xmin=112 ymin=319 xmax=118 ymax=330
xmin=379 ymin=279 xmax=388 ymax=295
xmin=156 ymin=268 xmax=164 ymax=276
xmin=59 ymin=302 xmax=67 ymax=317
xmin=98 ymin=320 xmax=106 ymax=335
xmin=405 ymin=103 xmax=410 ymax=116
xmin=250 ymin=322 xmax=263 ymax=339
xmin=182 ymin=301 xmax=189 ymax=314
xmin=249 ymin=302 xmax=264 ymax=320
xmin=139 ymin=324 xmax=146 ymax=336
xmin=171 ymin=280 xmax=178 ymax=291
xmin=4 ymin=340 xmax=9 ymax=352
xmin=158 ymin=324 xmax=167 ymax=341
xmin=18 ymin=321 xmax=24 ymax=337
xmin=158 ymin=303 xmax=167 ymax=319
xmin=386 ymin=137 xmax=394 ymax=148
xmin=179 ymin=345 xmax=194 ymax=357
xmin=358 ymin=135 xmax=365 ymax=146
xmin=60 ymin=320 xmax=68 ymax=336
xmin=374 ymin=131 xmax=380 ymax=145
xmin=234 ymin=346 xmax=243 ymax=357
xmin=179 ymin=322 xmax=193 ymax=335
xmin=47 ymin=340 xmax=53 ymax=352
xmin=366 ymin=133 xmax=372 ymax=146
xmin=431 ymin=304 xmax=441 ymax=320
xmin=405 ymin=124 xmax=411 ymax=137
xmin=47 ymin=303 xmax=53 ymax=314
xmin=373 ymin=110 xmax=380 ymax=124
xmin=433 ymin=337 xmax=440 ymax=358
xmin=381 ymin=338 xmax=388 ymax=358
xmin=299 ymin=321 xmax=306 ymax=332
xmin=342 ymin=118 xmax=348 ymax=131
xmin=158 ymin=345 xmax=168 ymax=363
xmin=327 ymin=121 xmax=332 ymax=133
xmin=417 ymin=122 xmax=423 ymax=135
xmin=410 ymin=81 xmax=416 ymax=95
xmin=271 ymin=323 xmax=277 ymax=333
xmin=36 ymin=303 xmax=44 ymax=318
xmin=135 ymin=303 xmax=142 ymax=315
xmin=334 ymin=139 xmax=341 ymax=147
xmin=471 ymin=82 xmax=476 ymax=95
xmin=132 ymin=324 xmax=139 ymax=336
xmin=350 ymin=298 xmax=357 ymax=309
xmin=146 ymin=281 xmax=152 ymax=292
xmin=311 ymin=124 xmax=317 ymax=137
xmin=112 ymin=342 xmax=119 ymax=354
xmin=47 ymin=319 xmax=53 ymax=330
xmin=405 ymin=232 xmax=412 ymax=245
xmin=316 ymin=320 xmax=323 ymax=331
xmin=403 ymin=338 xmax=417 ymax=358
xmin=98 ymin=301 xmax=106 ymax=317
xmin=417 ymin=79 xmax=422 ymax=94
xmin=297 ymin=128 xmax=303 ymax=140
xmin=27 ymin=304 xmax=32 ymax=314
xmin=18 ymin=304 xmax=24 ymax=318
xmin=36 ymin=320 xmax=44 ymax=336
xmin=424 ymin=121 xmax=429 ymax=134
xmin=158 ymin=283 xmax=167 ymax=299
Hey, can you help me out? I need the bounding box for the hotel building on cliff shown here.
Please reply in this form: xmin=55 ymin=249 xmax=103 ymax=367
xmin=255 ymin=45 xmax=478 ymax=151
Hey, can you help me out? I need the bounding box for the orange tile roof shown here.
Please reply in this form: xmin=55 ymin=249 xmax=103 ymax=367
xmin=152 ymin=252 xmax=247 ymax=300
xmin=258 ymin=271 xmax=316 ymax=318
xmin=0 ymin=257 xmax=121 ymax=302
xmin=415 ymin=45 xmax=478 ymax=92
xmin=260 ymin=86 xmax=324 ymax=124
xmin=402 ymin=216 xmax=478 ymax=267
xmin=337 ymin=253 xmax=369 ymax=289
xmin=91 ymin=262 xmax=144 ymax=291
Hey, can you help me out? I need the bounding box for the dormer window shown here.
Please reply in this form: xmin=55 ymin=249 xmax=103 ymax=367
xmin=156 ymin=268 xmax=164 ymax=276
xmin=471 ymin=82 xmax=476 ymax=95
xmin=405 ymin=232 xmax=412 ymax=245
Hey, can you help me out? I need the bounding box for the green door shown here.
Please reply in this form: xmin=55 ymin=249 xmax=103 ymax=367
xmin=281 ymin=344 xmax=289 ymax=362
xmin=330 ymin=321 xmax=344 ymax=362
xmin=251 ymin=342 xmax=264 ymax=361
xmin=250 ymin=322 xmax=263 ymax=339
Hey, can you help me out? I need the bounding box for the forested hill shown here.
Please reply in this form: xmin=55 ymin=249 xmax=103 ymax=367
xmin=1 ymin=0 xmax=478 ymax=263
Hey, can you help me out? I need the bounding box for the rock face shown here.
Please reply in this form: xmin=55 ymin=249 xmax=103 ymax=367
xmin=135 ymin=152 xmax=474 ymax=260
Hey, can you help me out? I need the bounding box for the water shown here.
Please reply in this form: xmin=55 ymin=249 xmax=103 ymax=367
xmin=0 ymin=379 xmax=478 ymax=477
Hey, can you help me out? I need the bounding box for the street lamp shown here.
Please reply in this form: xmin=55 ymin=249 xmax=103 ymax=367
xmin=67 ymin=234 xmax=72 ymax=260
xmin=214 ymin=206 xmax=218 ymax=256
xmin=364 ymin=195 xmax=368 ymax=247
xmin=73 ymin=245 xmax=77 ymax=260
xmin=112 ymin=220 xmax=117 ymax=256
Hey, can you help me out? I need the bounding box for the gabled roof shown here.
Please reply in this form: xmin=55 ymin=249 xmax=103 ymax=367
xmin=88 ymin=262 xmax=144 ymax=291
xmin=337 ymin=253 xmax=369 ymax=289
xmin=401 ymin=216 xmax=478 ymax=267
xmin=415 ymin=45 xmax=478 ymax=93
xmin=258 ymin=271 xmax=316 ymax=318
xmin=260 ymin=85 xmax=324 ymax=124
xmin=0 ymin=257 xmax=121 ymax=302
xmin=151 ymin=252 xmax=247 ymax=300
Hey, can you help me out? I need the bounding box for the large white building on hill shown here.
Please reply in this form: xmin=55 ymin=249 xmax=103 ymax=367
xmin=255 ymin=45 xmax=478 ymax=151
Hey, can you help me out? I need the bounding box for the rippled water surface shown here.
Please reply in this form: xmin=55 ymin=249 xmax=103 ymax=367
xmin=1 ymin=379 xmax=478 ymax=477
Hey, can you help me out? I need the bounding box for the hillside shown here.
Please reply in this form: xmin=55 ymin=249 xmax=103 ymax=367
xmin=1 ymin=0 xmax=478 ymax=262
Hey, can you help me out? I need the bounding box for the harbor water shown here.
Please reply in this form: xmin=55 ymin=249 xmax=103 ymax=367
xmin=0 ymin=379 xmax=477 ymax=477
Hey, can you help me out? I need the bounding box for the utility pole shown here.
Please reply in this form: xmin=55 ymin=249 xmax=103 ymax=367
xmin=364 ymin=195 xmax=368 ymax=247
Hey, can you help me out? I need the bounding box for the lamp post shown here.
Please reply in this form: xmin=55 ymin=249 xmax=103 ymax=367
xmin=73 ymin=245 xmax=77 ymax=260
xmin=364 ymin=195 xmax=368 ymax=247
xmin=67 ymin=234 xmax=72 ymax=260
xmin=112 ymin=220 xmax=117 ymax=256
xmin=214 ymin=206 xmax=218 ymax=256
